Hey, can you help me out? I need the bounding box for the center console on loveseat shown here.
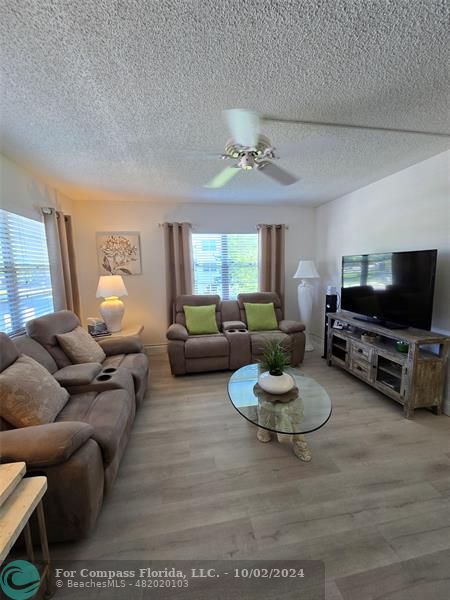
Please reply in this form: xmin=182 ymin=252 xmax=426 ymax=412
xmin=53 ymin=362 xmax=135 ymax=400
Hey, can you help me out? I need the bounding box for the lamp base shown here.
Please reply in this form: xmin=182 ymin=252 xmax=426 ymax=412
xmin=298 ymin=281 xmax=314 ymax=352
xmin=99 ymin=297 xmax=125 ymax=332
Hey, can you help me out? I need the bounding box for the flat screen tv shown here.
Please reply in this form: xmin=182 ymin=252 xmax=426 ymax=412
xmin=341 ymin=249 xmax=437 ymax=330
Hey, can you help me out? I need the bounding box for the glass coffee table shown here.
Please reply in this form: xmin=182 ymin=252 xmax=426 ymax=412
xmin=228 ymin=363 xmax=332 ymax=461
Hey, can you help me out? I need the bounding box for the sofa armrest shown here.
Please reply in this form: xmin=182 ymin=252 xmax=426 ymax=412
xmin=97 ymin=335 xmax=143 ymax=355
xmin=166 ymin=324 xmax=189 ymax=341
xmin=279 ymin=320 xmax=306 ymax=334
xmin=0 ymin=422 xmax=94 ymax=468
xmin=54 ymin=363 xmax=103 ymax=386
xmin=222 ymin=321 xmax=247 ymax=331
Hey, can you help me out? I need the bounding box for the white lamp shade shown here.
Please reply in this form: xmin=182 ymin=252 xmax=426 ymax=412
xmin=96 ymin=275 xmax=128 ymax=298
xmin=293 ymin=260 xmax=319 ymax=279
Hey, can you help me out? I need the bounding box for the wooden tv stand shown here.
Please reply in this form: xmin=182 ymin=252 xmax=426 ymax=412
xmin=326 ymin=311 xmax=450 ymax=418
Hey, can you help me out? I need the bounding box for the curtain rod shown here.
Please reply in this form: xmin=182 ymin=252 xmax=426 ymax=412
xmin=158 ymin=223 xmax=289 ymax=230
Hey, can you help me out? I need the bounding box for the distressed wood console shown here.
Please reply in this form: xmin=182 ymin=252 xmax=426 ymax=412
xmin=326 ymin=311 xmax=450 ymax=418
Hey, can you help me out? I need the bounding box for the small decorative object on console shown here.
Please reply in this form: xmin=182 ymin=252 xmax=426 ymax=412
xmin=258 ymin=340 xmax=294 ymax=395
xmin=361 ymin=332 xmax=379 ymax=343
xmin=396 ymin=340 xmax=409 ymax=353
xmin=87 ymin=317 xmax=110 ymax=337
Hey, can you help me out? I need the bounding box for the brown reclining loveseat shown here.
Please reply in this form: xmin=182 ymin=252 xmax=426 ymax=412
xmin=166 ymin=292 xmax=305 ymax=375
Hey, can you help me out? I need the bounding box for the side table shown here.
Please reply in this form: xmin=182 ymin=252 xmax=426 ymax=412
xmin=94 ymin=324 xmax=144 ymax=340
xmin=0 ymin=462 xmax=52 ymax=598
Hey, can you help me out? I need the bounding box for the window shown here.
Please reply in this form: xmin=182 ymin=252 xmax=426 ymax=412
xmin=0 ymin=209 xmax=54 ymax=335
xmin=192 ymin=233 xmax=258 ymax=300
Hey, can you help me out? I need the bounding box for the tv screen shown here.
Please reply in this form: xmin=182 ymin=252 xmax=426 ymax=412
xmin=341 ymin=250 xmax=437 ymax=330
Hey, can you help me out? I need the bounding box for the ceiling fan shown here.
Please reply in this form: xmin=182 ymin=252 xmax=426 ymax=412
xmin=204 ymin=108 xmax=450 ymax=190
xmin=205 ymin=109 xmax=299 ymax=189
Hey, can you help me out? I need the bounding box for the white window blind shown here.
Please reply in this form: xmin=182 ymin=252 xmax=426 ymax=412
xmin=192 ymin=233 xmax=259 ymax=300
xmin=0 ymin=209 xmax=54 ymax=335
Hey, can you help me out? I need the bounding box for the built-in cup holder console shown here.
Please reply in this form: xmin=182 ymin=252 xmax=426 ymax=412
xmin=96 ymin=367 xmax=117 ymax=382
xmin=97 ymin=373 xmax=112 ymax=382
xmin=227 ymin=329 xmax=247 ymax=333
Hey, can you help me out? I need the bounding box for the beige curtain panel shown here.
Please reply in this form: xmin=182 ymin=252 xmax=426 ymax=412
xmin=43 ymin=209 xmax=80 ymax=316
xmin=258 ymin=224 xmax=286 ymax=310
xmin=163 ymin=222 xmax=193 ymax=323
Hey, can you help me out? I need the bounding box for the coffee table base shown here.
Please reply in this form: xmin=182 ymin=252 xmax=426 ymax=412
xmin=256 ymin=428 xmax=312 ymax=462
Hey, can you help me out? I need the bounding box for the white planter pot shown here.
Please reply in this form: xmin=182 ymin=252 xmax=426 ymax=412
xmin=258 ymin=371 xmax=294 ymax=395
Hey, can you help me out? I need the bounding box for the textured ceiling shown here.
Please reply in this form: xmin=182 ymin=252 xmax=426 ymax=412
xmin=1 ymin=0 xmax=449 ymax=205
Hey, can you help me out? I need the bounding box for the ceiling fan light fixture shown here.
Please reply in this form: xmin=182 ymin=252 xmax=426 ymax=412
xmin=238 ymin=153 xmax=256 ymax=170
xmin=205 ymin=109 xmax=299 ymax=188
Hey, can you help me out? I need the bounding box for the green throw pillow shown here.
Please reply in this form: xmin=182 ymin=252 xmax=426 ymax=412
xmin=244 ymin=302 xmax=278 ymax=331
xmin=184 ymin=304 xmax=219 ymax=335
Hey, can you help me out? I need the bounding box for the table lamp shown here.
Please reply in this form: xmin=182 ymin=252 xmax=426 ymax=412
xmin=293 ymin=260 xmax=319 ymax=351
xmin=96 ymin=275 xmax=128 ymax=332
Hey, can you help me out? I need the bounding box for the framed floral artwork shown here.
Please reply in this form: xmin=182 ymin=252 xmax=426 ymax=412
xmin=96 ymin=232 xmax=142 ymax=275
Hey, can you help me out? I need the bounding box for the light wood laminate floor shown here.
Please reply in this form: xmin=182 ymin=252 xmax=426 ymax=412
xmin=53 ymin=350 xmax=450 ymax=599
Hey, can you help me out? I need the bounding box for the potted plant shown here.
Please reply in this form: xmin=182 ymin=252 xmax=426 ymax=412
xmin=258 ymin=340 xmax=294 ymax=394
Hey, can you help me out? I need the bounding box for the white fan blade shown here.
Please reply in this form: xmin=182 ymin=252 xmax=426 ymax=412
xmin=258 ymin=162 xmax=299 ymax=186
xmin=224 ymin=109 xmax=260 ymax=148
xmin=204 ymin=167 xmax=240 ymax=189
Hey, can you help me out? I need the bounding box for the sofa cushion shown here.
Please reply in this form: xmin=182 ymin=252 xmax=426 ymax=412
xmin=56 ymin=389 xmax=134 ymax=466
xmin=238 ymin=292 xmax=283 ymax=324
xmin=56 ymin=326 xmax=106 ymax=364
xmin=174 ymin=294 xmax=221 ymax=328
xmin=0 ymin=354 xmax=69 ymax=427
xmin=12 ymin=334 xmax=58 ymax=373
xmin=185 ymin=334 xmax=229 ymax=359
xmin=26 ymin=310 xmax=81 ymax=368
xmin=249 ymin=331 xmax=291 ymax=355
xmin=184 ymin=304 xmax=219 ymax=335
xmin=0 ymin=332 xmax=19 ymax=372
xmin=244 ymin=302 xmax=278 ymax=331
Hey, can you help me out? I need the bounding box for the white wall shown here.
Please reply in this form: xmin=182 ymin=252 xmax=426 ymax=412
xmin=71 ymin=200 xmax=316 ymax=346
xmin=313 ymin=150 xmax=450 ymax=412
xmin=0 ymin=154 xmax=73 ymax=220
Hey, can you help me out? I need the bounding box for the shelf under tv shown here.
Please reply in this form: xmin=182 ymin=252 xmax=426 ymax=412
xmin=326 ymin=311 xmax=450 ymax=418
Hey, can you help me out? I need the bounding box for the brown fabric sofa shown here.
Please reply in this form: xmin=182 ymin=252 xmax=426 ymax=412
xmin=166 ymin=292 xmax=305 ymax=375
xmin=0 ymin=314 xmax=149 ymax=543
